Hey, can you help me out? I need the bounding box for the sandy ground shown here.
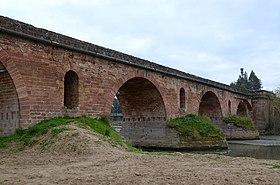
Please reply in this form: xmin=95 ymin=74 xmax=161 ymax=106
xmin=0 ymin=123 xmax=280 ymax=185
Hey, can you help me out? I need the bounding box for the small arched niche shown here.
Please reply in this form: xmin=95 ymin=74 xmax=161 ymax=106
xmin=64 ymin=70 xmax=79 ymax=109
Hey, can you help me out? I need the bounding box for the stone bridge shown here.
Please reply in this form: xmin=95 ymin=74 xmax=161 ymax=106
xmin=0 ymin=16 xmax=274 ymax=146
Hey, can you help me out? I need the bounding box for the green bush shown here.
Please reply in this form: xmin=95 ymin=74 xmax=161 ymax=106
xmin=167 ymin=114 xmax=224 ymax=141
xmin=223 ymin=115 xmax=255 ymax=129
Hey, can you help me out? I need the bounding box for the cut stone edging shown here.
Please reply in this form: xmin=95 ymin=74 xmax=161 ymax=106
xmin=223 ymin=123 xmax=260 ymax=140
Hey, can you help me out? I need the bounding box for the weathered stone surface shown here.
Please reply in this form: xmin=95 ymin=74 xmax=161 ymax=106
xmin=223 ymin=124 xmax=260 ymax=140
xmin=121 ymin=121 xmax=227 ymax=150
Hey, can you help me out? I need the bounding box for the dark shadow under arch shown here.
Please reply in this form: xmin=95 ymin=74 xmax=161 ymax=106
xmin=180 ymin=88 xmax=185 ymax=111
xmin=64 ymin=70 xmax=79 ymax=109
xmin=111 ymin=77 xmax=167 ymax=147
xmin=198 ymin=91 xmax=223 ymax=126
xmin=0 ymin=62 xmax=20 ymax=135
xmin=237 ymin=101 xmax=247 ymax=117
xmin=228 ymin=100 xmax=232 ymax=115
xmin=116 ymin=77 xmax=166 ymax=120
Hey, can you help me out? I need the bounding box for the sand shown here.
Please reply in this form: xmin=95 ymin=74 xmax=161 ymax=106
xmin=0 ymin=123 xmax=279 ymax=185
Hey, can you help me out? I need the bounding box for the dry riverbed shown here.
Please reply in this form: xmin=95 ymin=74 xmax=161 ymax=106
xmin=0 ymin=124 xmax=279 ymax=185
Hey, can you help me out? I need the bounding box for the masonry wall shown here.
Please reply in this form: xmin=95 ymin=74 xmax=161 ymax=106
xmin=0 ymin=32 xmax=253 ymax=129
xmin=0 ymin=69 xmax=19 ymax=135
xmin=1 ymin=16 xmax=269 ymax=141
xmin=251 ymin=92 xmax=273 ymax=133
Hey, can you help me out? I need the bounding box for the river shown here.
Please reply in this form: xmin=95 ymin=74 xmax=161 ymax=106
xmin=113 ymin=124 xmax=280 ymax=160
xmin=183 ymin=136 xmax=280 ymax=160
xmin=224 ymin=136 xmax=280 ymax=160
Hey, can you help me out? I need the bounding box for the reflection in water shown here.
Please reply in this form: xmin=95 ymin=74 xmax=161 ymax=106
xmin=226 ymin=144 xmax=280 ymax=160
xmin=188 ymin=136 xmax=280 ymax=160
xmin=225 ymin=136 xmax=280 ymax=160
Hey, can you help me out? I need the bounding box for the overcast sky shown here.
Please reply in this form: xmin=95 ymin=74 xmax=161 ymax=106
xmin=1 ymin=0 xmax=280 ymax=90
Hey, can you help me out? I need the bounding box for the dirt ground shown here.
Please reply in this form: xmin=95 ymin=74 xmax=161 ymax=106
xmin=0 ymin=123 xmax=280 ymax=185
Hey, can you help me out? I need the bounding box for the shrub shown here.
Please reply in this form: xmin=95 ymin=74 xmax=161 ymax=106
xmin=223 ymin=115 xmax=255 ymax=129
xmin=167 ymin=114 xmax=224 ymax=141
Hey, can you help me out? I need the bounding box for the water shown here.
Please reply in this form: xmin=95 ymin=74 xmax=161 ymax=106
xmin=225 ymin=136 xmax=280 ymax=160
xmin=182 ymin=136 xmax=280 ymax=160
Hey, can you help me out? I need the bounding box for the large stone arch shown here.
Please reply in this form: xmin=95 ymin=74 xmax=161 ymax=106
xmin=237 ymin=101 xmax=247 ymax=116
xmin=0 ymin=51 xmax=30 ymax=134
xmin=198 ymin=91 xmax=223 ymax=127
xmin=110 ymin=76 xmax=168 ymax=147
xmin=107 ymin=71 xmax=167 ymax=116
xmin=237 ymin=100 xmax=253 ymax=117
xmin=116 ymin=77 xmax=166 ymax=122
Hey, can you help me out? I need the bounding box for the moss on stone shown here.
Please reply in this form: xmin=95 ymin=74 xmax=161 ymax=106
xmin=167 ymin=114 xmax=225 ymax=141
xmin=223 ymin=115 xmax=255 ymax=129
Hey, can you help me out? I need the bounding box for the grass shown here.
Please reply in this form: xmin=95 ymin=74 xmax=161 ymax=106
xmin=51 ymin=128 xmax=74 ymax=136
xmin=75 ymin=117 xmax=123 ymax=145
xmin=223 ymin=115 xmax=256 ymax=129
xmin=0 ymin=116 xmax=124 ymax=149
xmin=0 ymin=116 xmax=186 ymax=156
xmin=0 ymin=117 xmax=73 ymax=148
xmin=167 ymin=114 xmax=224 ymax=141
xmin=272 ymin=165 xmax=280 ymax=169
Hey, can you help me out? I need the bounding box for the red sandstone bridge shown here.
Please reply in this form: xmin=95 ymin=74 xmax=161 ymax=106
xmin=0 ymin=16 xmax=275 ymax=147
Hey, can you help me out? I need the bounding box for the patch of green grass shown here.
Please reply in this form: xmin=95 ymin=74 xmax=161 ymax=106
xmin=223 ymin=115 xmax=255 ymax=129
xmin=0 ymin=115 xmax=188 ymax=157
xmin=75 ymin=117 xmax=123 ymax=144
xmin=272 ymin=165 xmax=280 ymax=169
xmin=0 ymin=116 xmax=127 ymax=150
xmin=0 ymin=117 xmax=73 ymax=148
xmin=0 ymin=116 xmax=149 ymax=154
xmin=167 ymin=114 xmax=224 ymax=141
xmin=51 ymin=128 xmax=74 ymax=136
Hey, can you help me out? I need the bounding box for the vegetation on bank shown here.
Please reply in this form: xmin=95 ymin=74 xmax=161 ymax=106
xmin=223 ymin=115 xmax=255 ymax=129
xmin=167 ymin=114 xmax=224 ymax=141
xmin=0 ymin=116 xmax=178 ymax=156
xmin=0 ymin=116 xmax=124 ymax=149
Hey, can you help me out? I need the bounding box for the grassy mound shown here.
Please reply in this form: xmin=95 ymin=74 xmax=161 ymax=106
xmin=223 ymin=115 xmax=255 ymax=129
xmin=0 ymin=117 xmax=124 ymax=149
xmin=167 ymin=114 xmax=224 ymax=141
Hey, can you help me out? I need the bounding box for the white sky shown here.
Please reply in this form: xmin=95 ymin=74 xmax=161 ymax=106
xmin=1 ymin=0 xmax=280 ymax=90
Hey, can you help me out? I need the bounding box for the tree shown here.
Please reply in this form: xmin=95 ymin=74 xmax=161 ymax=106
xmin=111 ymin=97 xmax=122 ymax=114
xmin=230 ymin=68 xmax=262 ymax=93
xmin=230 ymin=68 xmax=249 ymax=92
xmin=275 ymin=86 xmax=280 ymax=97
xmin=248 ymin=70 xmax=262 ymax=90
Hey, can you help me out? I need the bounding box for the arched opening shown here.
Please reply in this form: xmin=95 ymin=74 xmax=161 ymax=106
xmin=198 ymin=91 xmax=223 ymax=127
xmin=228 ymin=100 xmax=232 ymax=115
xmin=0 ymin=63 xmax=20 ymax=135
xmin=110 ymin=97 xmax=123 ymax=132
xmin=237 ymin=101 xmax=247 ymax=117
xmin=64 ymin=70 xmax=79 ymax=109
xmin=116 ymin=77 xmax=166 ymax=120
xmin=112 ymin=77 xmax=167 ymax=146
xmin=179 ymin=88 xmax=185 ymax=111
